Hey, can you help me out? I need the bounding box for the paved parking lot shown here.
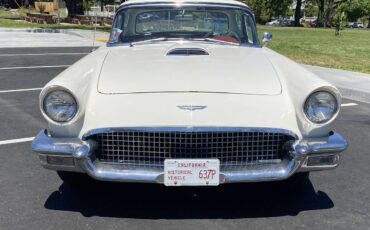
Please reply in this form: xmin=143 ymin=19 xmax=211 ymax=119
xmin=0 ymin=47 xmax=369 ymax=230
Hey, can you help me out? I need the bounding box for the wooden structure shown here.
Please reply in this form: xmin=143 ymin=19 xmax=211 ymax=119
xmin=24 ymin=12 xmax=55 ymax=24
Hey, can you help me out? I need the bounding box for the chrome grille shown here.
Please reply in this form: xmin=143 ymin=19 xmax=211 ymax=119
xmin=89 ymin=130 xmax=295 ymax=168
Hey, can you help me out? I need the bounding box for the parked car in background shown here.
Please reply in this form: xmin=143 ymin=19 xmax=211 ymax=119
xmin=281 ymin=18 xmax=294 ymax=27
xmin=266 ymin=19 xmax=281 ymax=26
xmin=266 ymin=18 xmax=294 ymax=27
xmin=348 ymin=22 xmax=364 ymax=28
xmin=32 ymin=0 xmax=347 ymax=188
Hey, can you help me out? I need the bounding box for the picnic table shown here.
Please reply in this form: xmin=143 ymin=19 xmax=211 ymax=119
xmin=72 ymin=15 xmax=113 ymax=26
xmin=24 ymin=12 xmax=55 ymax=24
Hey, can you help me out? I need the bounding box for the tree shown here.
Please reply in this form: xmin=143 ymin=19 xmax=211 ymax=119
xmin=345 ymin=0 xmax=370 ymax=27
xmin=64 ymin=0 xmax=84 ymax=17
xmin=242 ymin=0 xmax=293 ymax=23
xmin=82 ymin=0 xmax=95 ymax=11
xmin=346 ymin=1 xmax=366 ymax=22
xmin=100 ymin=0 xmax=115 ymax=11
xmin=331 ymin=3 xmax=347 ymax=35
xmin=242 ymin=0 xmax=269 ymax=23
xmin=359 ymin=0 xmax=370 ymax=28
xmin=265 ymin=0 xmax=294 ymax=19
xmin=316 ymin=0 xmax=325 ymax=26
xmin=294 ymin=0 xmax=303 ymax=26
xmin=324 ymin=0 xmax=348 ymax=27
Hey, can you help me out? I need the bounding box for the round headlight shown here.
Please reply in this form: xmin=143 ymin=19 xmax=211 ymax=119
xmin=304 ymin=91 xmax=338 ymax=124
xmin=43 ymin=90 xmax=77 ymax=122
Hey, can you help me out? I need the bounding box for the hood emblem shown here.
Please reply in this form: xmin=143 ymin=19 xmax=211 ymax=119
xmin=177 ymin=105 xmax=207 ymax=111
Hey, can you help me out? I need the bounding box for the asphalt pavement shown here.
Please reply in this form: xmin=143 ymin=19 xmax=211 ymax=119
xmin=0 ymin=47 xmax=369 ymax=230
xmin=0 ymin=30 xmax=107 ymax=47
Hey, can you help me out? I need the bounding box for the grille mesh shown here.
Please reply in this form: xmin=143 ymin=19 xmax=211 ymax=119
xmin=89 ymin=131 xmax=295 ymax=168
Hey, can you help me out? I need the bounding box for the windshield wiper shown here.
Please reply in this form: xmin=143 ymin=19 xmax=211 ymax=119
xmin=194 ymin=38 xmax=240 ymax=46
xmin=129 ymin=37 xmax=168 ymax=47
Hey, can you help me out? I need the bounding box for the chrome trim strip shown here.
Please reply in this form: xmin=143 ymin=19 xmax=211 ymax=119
xmin=118 ymin=2 xmax=253 ymax=11
xmin=77 ymin=158 xmax=301 ymax=183
xmin=82 ymin=126 xmax=299 ymax=140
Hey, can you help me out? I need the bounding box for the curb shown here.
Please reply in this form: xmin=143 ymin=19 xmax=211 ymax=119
xmin=336 ymin=87 xmax=370 ymax=104
xmin=0 ymin=28 xmax=63 ymax=33
xmin=303 ymin=65 xmax=370 ymax=104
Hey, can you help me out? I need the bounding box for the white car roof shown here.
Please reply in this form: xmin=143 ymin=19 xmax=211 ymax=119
xmin=120 ymin=0 xmax=249 ymax=8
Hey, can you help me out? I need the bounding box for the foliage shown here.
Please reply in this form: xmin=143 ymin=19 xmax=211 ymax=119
xmin=243 ymin=0 xmax=370 ymax=27
xmin=82 ymin=0 xmax=95 ymax=11
xmin=304 ymin=0 xmax=320 ymax=17
xmin=0 ymin=7 xmax=17 ymax=18
xmin=346 ymin=0 xmax=367 ymax=22
xmin=63 ymin=0 xmax=84 ymax=16
xmin=331 ymin=3 xmax=347 ymax=35
xmin=242 ymin=0 xmax=293 ymax=23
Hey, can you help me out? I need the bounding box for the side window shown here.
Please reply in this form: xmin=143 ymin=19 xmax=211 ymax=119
xmin=110 ymin=14 xmax=124 ymax=43
xmin=235 ymin=12 xmax=242 ymax=31
xmin=243 ymin=14 xmax=254 ymax=44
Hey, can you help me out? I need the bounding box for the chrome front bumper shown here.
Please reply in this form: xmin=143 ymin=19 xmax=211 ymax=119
xmin=32 ymin=130 xmax=348 ymax=184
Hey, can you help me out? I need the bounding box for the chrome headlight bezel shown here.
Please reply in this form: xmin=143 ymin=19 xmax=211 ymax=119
xmin=304 ymin=90 xmax=339 ymax=124
xmin=40 ymin=87 xmax=79 ymax=124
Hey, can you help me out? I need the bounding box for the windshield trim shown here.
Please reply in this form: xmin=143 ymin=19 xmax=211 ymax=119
xmin=107 ymin=2 xmax=261 ymax=48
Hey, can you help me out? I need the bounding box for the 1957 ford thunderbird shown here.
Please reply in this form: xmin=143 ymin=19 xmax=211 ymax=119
xmin=32 ymin=0 xmax=348 ymax=187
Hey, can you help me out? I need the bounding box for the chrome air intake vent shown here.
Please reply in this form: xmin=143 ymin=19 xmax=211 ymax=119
xmin=167 ymin=48 xmax=209 ymax=56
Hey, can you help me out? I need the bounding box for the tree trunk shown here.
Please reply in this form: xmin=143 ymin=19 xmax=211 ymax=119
xmin=317 ymin=0 xmax=325 ymax=27
xmin=368 ymin=16 xmax=370 ymax=28
xmin=325 ymin=0 xmax=334 ymax=27
xmin=64 ymin=0 xmax=84 ymax=17
xmin=294 ymin=0 xmax=302 ymax=26
xmin=12 ymin=0 xmax=21 ymax=8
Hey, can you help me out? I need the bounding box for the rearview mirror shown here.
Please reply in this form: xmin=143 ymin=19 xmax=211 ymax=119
xmin=262 ymin=32 xmax=272 ymax=46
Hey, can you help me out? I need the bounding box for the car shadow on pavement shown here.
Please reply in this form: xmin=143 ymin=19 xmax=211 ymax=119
xmin=44 ymin=178 xmax=334 ymax=219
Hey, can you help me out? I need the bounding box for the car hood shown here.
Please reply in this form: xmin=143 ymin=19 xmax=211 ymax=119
xmin=97 ymin=43 xmax=282 ymax=95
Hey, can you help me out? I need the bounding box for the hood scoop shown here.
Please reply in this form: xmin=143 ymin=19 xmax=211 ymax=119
xmin=167 ymin=48 xmax=209 ymax=56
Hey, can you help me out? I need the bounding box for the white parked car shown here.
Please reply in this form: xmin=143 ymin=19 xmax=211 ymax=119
xmin=32 ymin=0 xmax=347 ymax=187
xmin=266 ymin=19 xmax=281 ymax=26
xmin=348 ymin=22 xmax=364 ymax=28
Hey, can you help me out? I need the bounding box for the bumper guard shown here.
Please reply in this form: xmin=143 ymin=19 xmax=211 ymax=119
xmin=32 ymin=130 xmax=348 ymax=184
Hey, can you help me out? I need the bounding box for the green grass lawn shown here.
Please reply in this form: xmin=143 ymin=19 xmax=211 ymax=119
xmin=258 ymin=25 xmax=370 ymax=74
xmin=0 ymin=9 xmax=18 ymax=18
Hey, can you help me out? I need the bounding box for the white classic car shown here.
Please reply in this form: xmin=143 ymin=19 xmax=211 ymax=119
xmin=32 ymin=0 xmax=347 ymax=187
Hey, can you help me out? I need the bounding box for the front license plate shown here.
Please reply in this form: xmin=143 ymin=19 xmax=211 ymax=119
xmin=164 ymin=159 xmax=220 ymax=186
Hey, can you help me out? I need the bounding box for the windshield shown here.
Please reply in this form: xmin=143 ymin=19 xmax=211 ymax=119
xmin=109 ymin=5 xmax=259 ymax=46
